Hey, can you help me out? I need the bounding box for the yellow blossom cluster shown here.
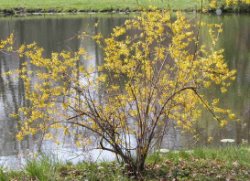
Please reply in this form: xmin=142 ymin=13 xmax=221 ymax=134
xmin=209 ymin=0 xmax=250 ymax=8
xmin=226 ymin=0 xmax=250 ymax=6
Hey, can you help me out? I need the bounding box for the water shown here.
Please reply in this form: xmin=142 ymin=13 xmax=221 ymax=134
xmin=0 ymin=14 xmax=249 ymax=169
xmin=198 ymin=15 xmax=250 ymax=145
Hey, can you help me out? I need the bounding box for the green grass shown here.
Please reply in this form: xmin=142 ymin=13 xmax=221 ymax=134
xmin=0 ymin=0 xmax=206 ymax=12
xmin=0 ymin=0 xmax=249 ymax=13
xmin=0 ymin=147 xmax=250 ymax=180
xmin=147 ymin=146 xmax=250 ymax=166
xmin=146 ymin=146 xmax=250 ymax=180
xmin=58 ymin=161 xmax=129 ymax=180
xmin=0 ymin=168 xmax=9 ymax=181
xmin=25 ymin=154 xmax=60 ymax=181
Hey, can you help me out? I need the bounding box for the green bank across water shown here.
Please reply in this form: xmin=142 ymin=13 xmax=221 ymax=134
xmin=0 ymin=0 xmax=249 ymax=17
xmin=0 ymin=0 xmax=204 ymax=12
xmin=0 ymin=0 xmax=249 ymax=15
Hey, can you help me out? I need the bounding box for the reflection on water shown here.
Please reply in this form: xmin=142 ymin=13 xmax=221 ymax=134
xmin=0 ymin=14 xmax=249 ymax=169
xmin=0 ymin=14 xmax=128 ymax=168
xmin=197 ymin=15 xmax=250 ymax=146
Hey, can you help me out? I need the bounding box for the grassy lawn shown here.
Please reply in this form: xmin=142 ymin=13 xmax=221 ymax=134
xmin=0 ymin=0 xmax=206 ymax=11
xmin=1 ymin=147 xmax=250 ymax=180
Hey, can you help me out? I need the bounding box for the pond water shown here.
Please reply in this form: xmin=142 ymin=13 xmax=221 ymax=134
xmin=0 ymin=13 xmax=249 ymax=169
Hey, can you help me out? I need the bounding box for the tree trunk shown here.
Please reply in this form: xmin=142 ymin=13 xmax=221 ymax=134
xmin=122 ymin=154 xmax=146 ymax=180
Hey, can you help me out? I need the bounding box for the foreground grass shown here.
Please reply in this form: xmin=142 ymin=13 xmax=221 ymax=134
xmin=1 ymin=146 xmax=250 ymax=180
xmin=0 ymin=0 xmax=206 ymax=12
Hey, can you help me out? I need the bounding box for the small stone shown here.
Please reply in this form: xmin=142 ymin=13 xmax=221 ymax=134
xmin=220 ymin=139 xmax=235 ymax=143
xmin=159 ymin=149 xmax=170 ymax=153
xmin=216 ymin=8 xmax=222 ymax=16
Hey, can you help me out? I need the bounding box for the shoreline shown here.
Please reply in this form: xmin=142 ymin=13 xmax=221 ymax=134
xmin=0 ymin=7 xmax=250 ymax=17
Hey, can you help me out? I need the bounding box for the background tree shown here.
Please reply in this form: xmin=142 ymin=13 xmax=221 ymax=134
xmin=7 ymin=11 xmax=236 ymax=177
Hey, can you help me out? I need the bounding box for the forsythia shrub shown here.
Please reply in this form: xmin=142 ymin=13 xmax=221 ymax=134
xmin=2 ymin=11 xmax=236 ymax=177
